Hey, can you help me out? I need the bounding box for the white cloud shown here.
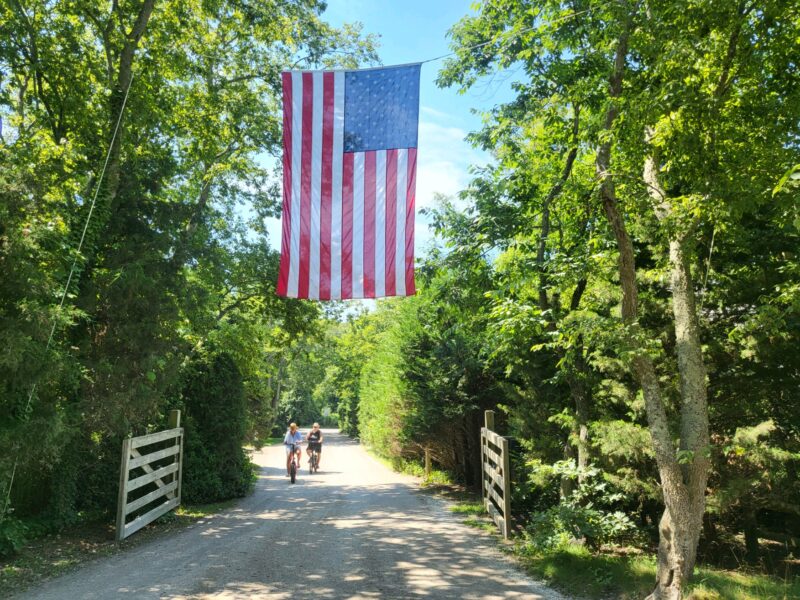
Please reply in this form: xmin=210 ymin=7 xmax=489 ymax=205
xmin=415 ymin=116 xmax=486 ymax=204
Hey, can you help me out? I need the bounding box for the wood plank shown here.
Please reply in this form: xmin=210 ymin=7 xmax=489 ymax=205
xmin=482 ymin=444 xmax=503 ymax=467
xmin=115 ymin=437 xmax=133 ymax=542
xmin=480 ymin=431 xmax=486 ymax=504
xmin=125 ymin=481 xmax=178 ymax=515
xmin=127 ymin=463 xmax=179 ymax=493
xmin=131 ymin=427 xmax=183 ymax=449
xmin=485 ymin=480 xmax=505 ymax=509
xmin=128 ymin=445 xmax=179 ymax=469
xmin=175 ymin=431 xmax=184 ymax=502
xmin=484 ymin=466 xmax=505 ymax=490
xmin=123 ymin=497 xmax=180 ymax=539
xmin=131 ymin=448 xmax=167 ymax=490
xmin=486 ymin=498 xmax=507 ymax=539
xmin=481 ymin=427 xmax=505 ymax=446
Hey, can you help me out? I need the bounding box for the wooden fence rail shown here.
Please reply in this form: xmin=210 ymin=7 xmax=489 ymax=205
xmin=480 ymin=410 xmax=511 ymax=539
xmin=116 ymin=410 xmax=184 ymax=541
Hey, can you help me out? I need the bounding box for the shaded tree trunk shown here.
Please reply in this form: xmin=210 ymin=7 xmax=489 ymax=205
xmin=272 ymin=358 xmax=284 ymax=410
xmin=568 ymin=281 xmax=591 ymax=484
xmin=535 ymin=110 xmax=583 ymax=497
xmin=743 ymin=509 xmax=760 ymax=564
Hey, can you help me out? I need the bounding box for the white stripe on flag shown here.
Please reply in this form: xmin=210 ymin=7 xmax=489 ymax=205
xmin=309 ymin=71 xmax=323 ymax=299
xmin=375 ymin=150 xmax=386 ymax=298
xmin=352 ymin=152 xmax=365 ymax=298
xmin=396 ymin=149 xmax=407 ymax=296
xmin=331 ymin=72 xmax=344 ymax=300
xmin=288 ymin=72 xmax=303 ymax=297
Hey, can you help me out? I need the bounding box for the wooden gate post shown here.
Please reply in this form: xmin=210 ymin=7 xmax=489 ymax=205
xmin=501 ymin=436 xmax=512 ymax=537
xmin=485 ymin=410 xmax=495 ymax=431
xmin=116 ymin=435 xmax=133 ymax=542
xmin=424 ymin=447 xmax=431 ymax=478
xmin=482 ymin=410 xmax=495 ymax=507
xmin=168 ymin=410 xmax=183 ymax=504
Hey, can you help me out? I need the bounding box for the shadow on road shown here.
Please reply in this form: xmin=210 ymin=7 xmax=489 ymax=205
xmin=16 ymin=430 xmax=553 ymax=600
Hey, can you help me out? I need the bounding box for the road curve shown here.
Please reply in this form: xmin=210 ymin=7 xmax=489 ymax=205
xmin=17 ymin=430 xmax=565 ymax=599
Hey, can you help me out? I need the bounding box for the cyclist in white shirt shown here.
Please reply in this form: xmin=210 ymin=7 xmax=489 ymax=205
xmin=283 ymin=422 xmax=303 ymax=476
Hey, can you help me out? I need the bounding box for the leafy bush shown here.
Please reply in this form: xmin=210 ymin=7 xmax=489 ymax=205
xmin=524 ymin=461 xmax=637 ymax=551
xmin=179 ymin=352 xmax=255 ymax=503
xmin=526 ymin=502 xmax=636 ymax=551
xmin=0 ymin=516 xmax=27 ymax=558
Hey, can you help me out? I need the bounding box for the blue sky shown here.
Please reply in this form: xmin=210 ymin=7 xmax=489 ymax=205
xmin=263 ymin=0 xmax=515 ymax=257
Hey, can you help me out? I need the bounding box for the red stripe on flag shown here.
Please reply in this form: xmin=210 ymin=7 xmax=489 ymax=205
xmin=385 ymin=149 xmax=397 ymax=297
xmin=277 ymin=73 xmax=292 ymax=296
xmin=341 ymin=153 xmax=354 ymax=299
xmin=319 ymin=72 xmax=334 ymax=300
xmin=363 ymin=151 xmax=376 ymax=298
xmin=298 ymin=72 xmax=314 ymax=299
xmin=405 ymin=148 xmax=416 ymax=295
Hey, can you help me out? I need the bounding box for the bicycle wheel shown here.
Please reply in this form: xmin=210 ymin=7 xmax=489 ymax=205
xmin=290 ymin=460 xmax=296 ymax=483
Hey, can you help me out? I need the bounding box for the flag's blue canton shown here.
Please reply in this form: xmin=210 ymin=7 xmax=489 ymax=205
xmin=343 ymin=64 xmax=420 ymax=153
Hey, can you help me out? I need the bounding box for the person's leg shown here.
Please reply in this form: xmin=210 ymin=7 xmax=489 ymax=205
xmin=286 ymin=449 xmax=291 ymax=475
xmin=317 ymin=447 xmax=322 ymax=468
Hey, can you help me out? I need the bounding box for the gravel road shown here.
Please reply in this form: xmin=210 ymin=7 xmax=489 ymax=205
xmin=18 ymin=430 xmax=565 ymax=599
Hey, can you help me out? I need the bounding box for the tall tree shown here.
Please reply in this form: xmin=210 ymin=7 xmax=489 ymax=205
xmin=439 ymin=1 xmax=800 ymax=596
xmin=0 ymin=0 xmax=377 ymax=541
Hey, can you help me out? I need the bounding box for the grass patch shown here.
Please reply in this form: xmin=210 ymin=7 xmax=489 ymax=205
xmin=520 ymin=544 xmax=653 ymax=599
xmin=688 ymin=565 xmax=799 ymax=600
xmin=463 ymin=517 xmax=498 ymax=533
xmin=450 ymin=501 xmax=485 ymax=516
xmin=517 ymin=543 xmax=800 ymax=600
xmin=0 ymin=499 xmax=237 ymax=597
xmin=391 ymin=457 xmax=454 ymax=486
xmin=368 ymin=450 xmax=455 ymax=487
xmin=173 ymin=499 xmax=237 ymax=519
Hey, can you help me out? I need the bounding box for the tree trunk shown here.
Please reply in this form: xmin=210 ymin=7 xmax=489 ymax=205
xmin=104 ymin=0 xmax=156 ymax=212
xmin=568 ymin=361 xmax=590 ymax=475
xmin=560 ymin=439 xmax=577 ymax=498
xmin=596 ymin=10 xmax=710 ymax=599
xmin=643 ymin=145 xmax=710 ymax=599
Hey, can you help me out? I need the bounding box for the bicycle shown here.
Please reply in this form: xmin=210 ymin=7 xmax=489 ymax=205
xmin=308 ymin=443 xmax=321 ymax=474
xmin=287 ymin=442 xmax=300 ymax=483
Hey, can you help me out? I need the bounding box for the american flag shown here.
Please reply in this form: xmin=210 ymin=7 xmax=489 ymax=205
xmin=276 ymin=64 xmax=421 ymax=300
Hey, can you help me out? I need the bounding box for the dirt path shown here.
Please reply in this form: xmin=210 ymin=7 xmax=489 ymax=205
xmin=17 ymin=430 xmax=565 ymax=599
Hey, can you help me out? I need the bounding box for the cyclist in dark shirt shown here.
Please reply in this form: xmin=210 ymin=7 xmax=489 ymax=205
xmin=306 ymin=422 xmax=323 ymax=469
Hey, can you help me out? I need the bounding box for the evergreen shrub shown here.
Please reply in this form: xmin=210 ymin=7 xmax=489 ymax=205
xmin=180 ymin=352 xmax=254 ymax=503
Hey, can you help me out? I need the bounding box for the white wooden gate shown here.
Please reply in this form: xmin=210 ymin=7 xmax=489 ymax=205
xmin=480 ymin=410 xmax=511 ymax=539
xmin=116 ymin=410 xmax=184 ymax=541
